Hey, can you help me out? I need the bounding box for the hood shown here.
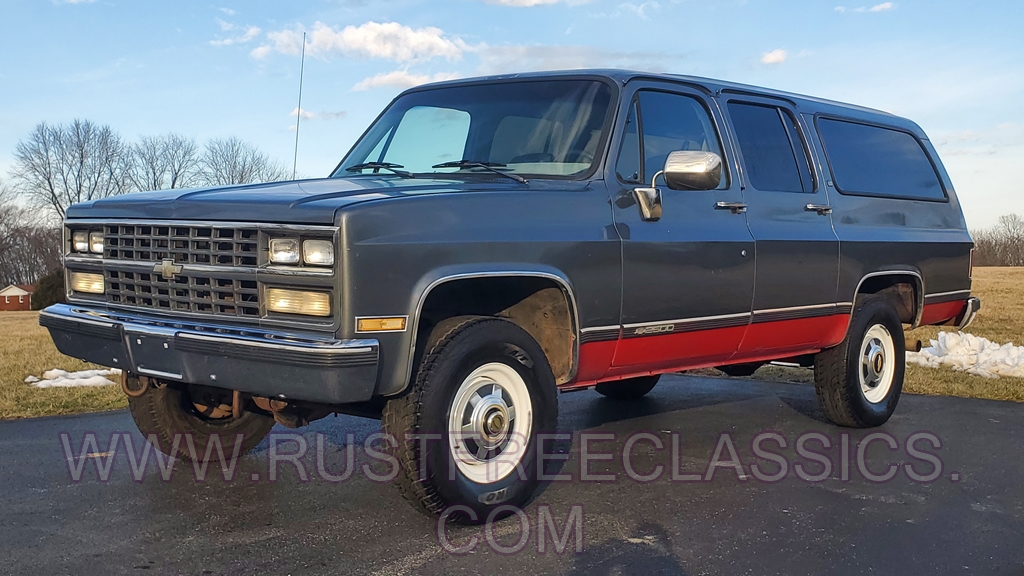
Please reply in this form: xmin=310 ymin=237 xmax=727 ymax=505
xmin=64 ymin=177 xmax=477 ymax=224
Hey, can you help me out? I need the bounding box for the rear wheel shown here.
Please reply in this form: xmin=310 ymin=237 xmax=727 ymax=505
xmin=595 ymin=375 xmax=660 ymax=399
xmin=813 ymin=296 xmax=905 ymax=428
xmin=383 ymin=317 xmax=558 ymax=523
xmin=127 ymin=379 xmax=275 ymax=462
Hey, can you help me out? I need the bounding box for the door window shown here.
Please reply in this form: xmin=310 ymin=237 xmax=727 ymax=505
xmin=615 ymin=90 xmax=725 ymax=187
xmin=727 ymin=102 xmax=814 ymax=193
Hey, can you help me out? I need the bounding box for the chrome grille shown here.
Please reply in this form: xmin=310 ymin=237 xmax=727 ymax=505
xmin=104 ymin=224 xmax=259 ymax=267
xmin=105 ymin=270 xmax=261 ymax=317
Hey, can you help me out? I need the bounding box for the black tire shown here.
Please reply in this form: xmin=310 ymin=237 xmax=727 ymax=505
xmin=595 ymin=375 xmax=660 ymax=399
xmin=382 ymin=316 xmax=558 ymax=524
xmin=716 ymin=362 xmax=763 ymax=377
xmin=813 ymin=295 xmax=905 ymax=428
xmin=127 ymin=380 xmax=275 ymax=462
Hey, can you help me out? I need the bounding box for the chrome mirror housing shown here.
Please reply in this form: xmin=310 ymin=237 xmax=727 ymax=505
xmin=661 ymin=151 xmax=722 ymax=191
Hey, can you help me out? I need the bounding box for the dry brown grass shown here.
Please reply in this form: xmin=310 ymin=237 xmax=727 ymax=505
xmin=689 ymin=267 xmax=1024 ymax=403
xmin=0 ymin=311 xmax=125 ymax=419
xmin=2 ymin=268 xmax=1021 ymax=419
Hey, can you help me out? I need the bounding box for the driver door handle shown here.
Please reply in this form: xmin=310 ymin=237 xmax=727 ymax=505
xmin=714 ymin=201 xmax=747 ymax=214
xmin=805 ymin=204 xmax=833 ymax=215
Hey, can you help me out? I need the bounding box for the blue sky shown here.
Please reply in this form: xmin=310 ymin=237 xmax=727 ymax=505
xmin=1 ymin=0 xmax=1021 ymax=227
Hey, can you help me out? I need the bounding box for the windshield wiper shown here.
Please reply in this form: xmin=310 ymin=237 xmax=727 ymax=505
xmin=431 ymin=160 xmax=528 ymax=184
xmin=345 ymin=162 xmax=415 ymax=178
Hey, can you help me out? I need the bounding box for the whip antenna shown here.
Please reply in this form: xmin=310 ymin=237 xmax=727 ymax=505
xmin=291 ymin=31 xmax=306 ymax=180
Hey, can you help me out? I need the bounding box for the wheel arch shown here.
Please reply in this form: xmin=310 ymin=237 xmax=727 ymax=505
xmin=399 ymin=267 xmax=581 ymax=392
xmin=851 ymin=270 xmax=925 ymax=328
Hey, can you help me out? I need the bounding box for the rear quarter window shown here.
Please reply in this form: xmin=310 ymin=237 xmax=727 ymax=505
xmin=817 ymin=118 xmax=945 ymax=200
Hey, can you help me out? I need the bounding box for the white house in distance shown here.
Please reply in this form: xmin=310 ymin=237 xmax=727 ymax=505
xmin=0 ymin=284 xmax=34 ymax=312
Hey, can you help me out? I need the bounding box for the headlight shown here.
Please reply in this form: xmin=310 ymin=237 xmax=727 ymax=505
xmin=302 ymin=239 xmax=334 ymax=266
xmin=269 ymin=238 xmax=300 ymax=264
xmin=266 ymin=288 xmax=331 ymax=317
xmin=89 ymin=231 xmax=104 ymax=254
xmin=70 ymin=272 xmax=105 ymax=294
xmin=72 ymin=231 xmax=89 ymax=253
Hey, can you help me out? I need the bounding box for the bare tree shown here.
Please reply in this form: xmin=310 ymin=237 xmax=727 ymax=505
xmin=970 ymin=214 xmax=1024 ymax=267
xmin=128 ymin=133 xmax=202 ymax=191
xmin=0 ymin=181 xmax=62 ymax=287
xmin=201 ymin=137 xmax=288 ymax=186
xmin=10 ymin=120 xmax=132 ymax=219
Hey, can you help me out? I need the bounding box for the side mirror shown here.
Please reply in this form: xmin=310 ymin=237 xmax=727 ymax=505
xmin=661 ymin=151 xmax=722 ymax=191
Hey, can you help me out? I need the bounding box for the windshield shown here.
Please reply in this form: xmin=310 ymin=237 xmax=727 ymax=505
xmin=335 ymin=79 xmax=615 ymax=180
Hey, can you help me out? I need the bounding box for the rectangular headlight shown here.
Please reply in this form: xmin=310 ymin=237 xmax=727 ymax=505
xmin=269 ymin=238 xmax=300 ymax=264
xmin=89 ymin=231 xmax=104 ymax=254
xmin=72 ymin=231 xmax=89 ymax=253
xmin=70 ymin=272 xmax=104 ymax=294
xmin=302 ymin=239 xmax=334 ymax=266
xmin=266 ymin=288 xmax=331 ymax=317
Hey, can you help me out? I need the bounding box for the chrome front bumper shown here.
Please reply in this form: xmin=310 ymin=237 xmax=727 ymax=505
xmin=40 ymin=304 xmax=379 ymax=404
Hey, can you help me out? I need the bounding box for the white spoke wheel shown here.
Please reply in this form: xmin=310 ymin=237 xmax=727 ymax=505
xmin=858 ymin=324 xmax=896 ymax=404
xmin=448 ymin=362 xmax=533 ymax=483
xmin=383 ymin=316 xmax=558 ymax=524
xmin=813 ymin=295 xmax=906 ymax=428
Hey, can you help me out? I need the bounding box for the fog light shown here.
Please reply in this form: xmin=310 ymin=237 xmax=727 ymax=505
xmin=89 ymin=231 xmax=104 ymax=254
xmin=357 ymin=317 xmax=407 ymax=332
xmin=70 ymin=272 xmax=105 ymax=294
xmin=72 ymin=231 xmax=89 ymax=253
xmin=302 ymin=239 xmax=334 ymax=266
xmin=266 ymin=288 xmax=331 ymax=317
xmin=269 ymin=238 xmax=300 ymax=264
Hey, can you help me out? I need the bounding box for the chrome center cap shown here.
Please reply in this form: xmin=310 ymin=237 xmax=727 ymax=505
xmin=485 ymin=411 xmax=505 ymax=436
xmin=471 ymin=394 xmax=510 ymax=448
xmin=864 ymin=339 xmax=885 ymax=386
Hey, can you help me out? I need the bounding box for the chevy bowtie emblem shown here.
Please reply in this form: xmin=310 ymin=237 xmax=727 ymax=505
xmin=154 ymin=258 xmax=183 ymax=280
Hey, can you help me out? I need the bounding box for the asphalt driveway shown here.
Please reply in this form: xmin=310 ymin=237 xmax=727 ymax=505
xmin=1 ymin=374 xmax=1022 ymax=575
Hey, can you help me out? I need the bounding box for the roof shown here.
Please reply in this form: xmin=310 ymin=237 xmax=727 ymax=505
xmin=0 ymin=284 xmax=33 ymax=296
xmin=405 ymin=68 xmax=923 ymax=136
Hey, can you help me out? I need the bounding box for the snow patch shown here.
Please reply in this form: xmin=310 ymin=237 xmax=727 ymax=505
xmin=25 ymin=368 xmax=122 ymax=388
xmin=907 ymin=331 xmax=1024 ymax=379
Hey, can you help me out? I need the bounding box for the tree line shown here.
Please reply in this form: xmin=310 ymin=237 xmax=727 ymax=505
xmin=0 ymin=119 xmax=289 ymax=289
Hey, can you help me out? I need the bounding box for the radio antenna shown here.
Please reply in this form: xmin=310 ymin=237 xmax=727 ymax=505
xmin=291 ymin=31 xmax=306 ymax=180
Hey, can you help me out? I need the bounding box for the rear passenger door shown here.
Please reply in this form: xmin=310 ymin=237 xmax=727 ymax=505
xmin=721 ymin=97 xmax=841 ymax=356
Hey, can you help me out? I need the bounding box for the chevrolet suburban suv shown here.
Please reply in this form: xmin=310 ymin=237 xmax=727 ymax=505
xmin=42 ymin=70 xmax=979 ymax=521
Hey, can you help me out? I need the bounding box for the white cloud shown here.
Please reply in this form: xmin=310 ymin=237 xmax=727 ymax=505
xmin=761 ymin=49 xmax=788 ymax=64
xmin=289 ymin=107 xmax=347 ymax=120
xmin=482 ymin=0 xmax=590 ymax=5
xmin=210 ymin=26 xmax=261 ymax=47
xmin=475 ymin=44 xmax=677 ymax=74
xmin=255 ymin=21 xmax=467 ymax=63
xmin=619 ymin=1 xmax=659 ymax=19
xmin=217 ymin=18 xmax=234 ymax=31
xmin=219 ymin=7 xmax=236 ymax=15
xmin=249 ymin=45 xmax=272 ymax=59
xmin=60 ymin=0 xmax=96 ymax=4
xmin=352 ymin=70 xmax=460 ymax=91
xmin=836 ymin=2 xmax=895 ymax=13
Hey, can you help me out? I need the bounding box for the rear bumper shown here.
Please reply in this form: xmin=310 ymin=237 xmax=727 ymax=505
xmin=956 ymin=297 xmax=982 ymax=331
xmin=39 ymin=304 xmax=379 ymax=404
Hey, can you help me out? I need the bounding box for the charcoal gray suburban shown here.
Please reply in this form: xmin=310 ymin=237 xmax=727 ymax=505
xmin=42 ymin=70 xmax=980 ymax=521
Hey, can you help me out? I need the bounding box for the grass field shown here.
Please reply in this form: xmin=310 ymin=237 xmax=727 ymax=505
xmin=2 ymin=267 xmax=1022 ymax=419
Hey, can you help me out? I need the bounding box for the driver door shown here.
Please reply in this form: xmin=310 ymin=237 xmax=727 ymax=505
xmin=609 ymin=83 xmax=755 ymax=374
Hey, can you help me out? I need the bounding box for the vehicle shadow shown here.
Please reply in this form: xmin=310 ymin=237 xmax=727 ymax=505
xmin=564 ymin=522 xmax=688 ymax=576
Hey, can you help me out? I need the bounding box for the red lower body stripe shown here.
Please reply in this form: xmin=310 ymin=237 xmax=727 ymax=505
xmin=566 ymin=299 xmax=969 ymax=389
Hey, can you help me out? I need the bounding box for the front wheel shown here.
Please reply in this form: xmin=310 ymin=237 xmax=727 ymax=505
xmin=383 ymin=317 xmax=558 ymax=523
xmin=813 ymin=295 xmax=905 ymax=428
